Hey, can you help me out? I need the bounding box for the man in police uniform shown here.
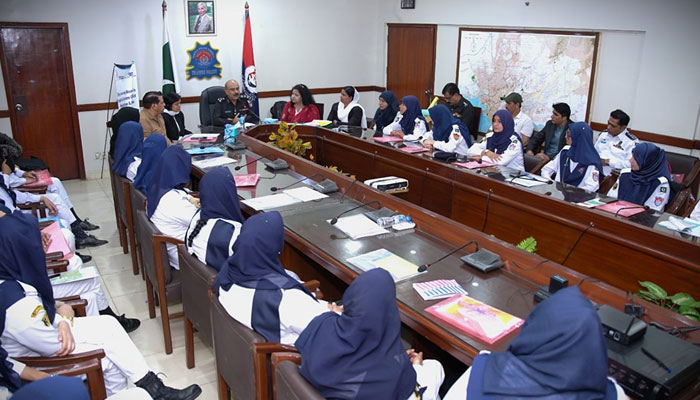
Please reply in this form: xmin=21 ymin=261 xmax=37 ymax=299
xmin=213 ymin=79 xmax=258 ymax=127
xmin=442 ymin=83 xmax=475 ymax=136
xmin=594 ymin=109 xmax=639 ymax=175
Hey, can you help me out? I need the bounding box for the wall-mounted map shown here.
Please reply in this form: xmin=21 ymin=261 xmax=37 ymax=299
xmin=456 ymin=28 xmax=598 ymax=132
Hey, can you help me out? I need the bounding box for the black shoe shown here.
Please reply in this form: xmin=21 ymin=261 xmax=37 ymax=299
xmin=76 ymin=252 xmax=92 ymax=263
xmin=116 ymin=313 xmax=141 ymax=333
xmin=75 ymin=234 xmax=108 ymax=249
xmin=78 ymin=219 xmax=100 ymax=231
xmin=135 ymin=371 xmax=202 ymax=400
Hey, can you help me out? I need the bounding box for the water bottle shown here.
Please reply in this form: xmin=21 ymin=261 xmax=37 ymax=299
xmin=376 ymin=214 xmax=408 ymax=228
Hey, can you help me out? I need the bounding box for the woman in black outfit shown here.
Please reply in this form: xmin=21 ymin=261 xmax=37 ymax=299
xmin=326 ymin=86 xmax=367 ymax=128
xmin=162 ymin=92 xmax=192 ymax=141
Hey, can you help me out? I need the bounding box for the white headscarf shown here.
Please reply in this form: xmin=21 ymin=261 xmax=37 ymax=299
xmin=336 ymin=87 xmax=367 ymax=128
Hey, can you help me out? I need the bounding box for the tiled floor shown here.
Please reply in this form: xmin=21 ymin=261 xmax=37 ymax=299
xmin=63 ymin=177 xmax=218 ymax=399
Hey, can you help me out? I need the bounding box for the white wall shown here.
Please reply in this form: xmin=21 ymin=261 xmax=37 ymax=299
xmin=1 ymin=0 xmax=699 ymax=176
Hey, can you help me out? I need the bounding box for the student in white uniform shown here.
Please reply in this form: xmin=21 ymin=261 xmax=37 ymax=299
xmin=296 ymin=268 xmax=445 ymax=400
xmin=541 ymin=121 xmax=603 ymax=192
xmin=689 ymin=201 xmax=700 ymax=221
xmin=111 ymin=121 xmax=143 ymax=181
xmin=422 ymin=104 xmax=472 ymax=155
xmin=467 ymin=109 xmax=525 ymax=172
xmin=607 ymin=142 xmax=671 ymax=212
xmin=213 ymin=211 xmax=329 ymax=345
xmin=0 ymin=211 xmax=202 ymax=399
xmin=443 ymin=286 xmax=628 ymax=400
xmin=147 ymin=146 xmax=200 ymax=270
xmin=185 ymin=167 xmax=244 ymax=271
xmin=594 ymin=109 xmax=639 ymax=176
xmin=383 ymin=95 xmax=428 ymax=141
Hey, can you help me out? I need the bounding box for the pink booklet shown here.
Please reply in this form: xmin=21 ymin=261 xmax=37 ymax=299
xmin=182 ymin=134 xmax=218 ymax=143
xmin=452 ymin=160 xmax=495 ymax=169
xmin=595 ymin=200 xmax=647 ymax=217
xmin=372 ymin=136 xmax=403 ymax=143
xmin=233 ymin=173 xmax=260 ymax=187
xmin=22 ymin=169 xmax=53 ymax=187
xmin=400 ymin=145 xmax=429 ymax=154
xmin=41 ymin=221 xmax=73 ymax=260
xmin=425 ymin=294 xmax=523 ymax=344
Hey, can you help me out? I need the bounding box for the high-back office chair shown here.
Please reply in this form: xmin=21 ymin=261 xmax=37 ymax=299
xmin=134 ymin=210 xmax=183 ymax=354
xmin=199 ymin=86 xmax=226 ymax=127
xmin=523 ymin=153 xmax=548 ymax=174
xmin=210 ymin=291 xmax=296 ymax=400
xmin=270 ymin=101 xmax=286 ymax=119
xmin=470 ymin=106 xmax=482 ymax=140
xmin=272 ymin=353 xmax=324 ymax=400
xmin=177 ymin=244 xmax=218 ymax=369
xmin=666 ymin=151 xmax=700 ymax=194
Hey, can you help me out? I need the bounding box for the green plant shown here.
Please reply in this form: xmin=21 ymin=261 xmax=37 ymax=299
xmin=516 ymin=236 xmax=537 ymax=253
xmin=268 ymin=122 xmax=312 ymax=157
xmin=636 ymin=281 xmax=700 ymax=322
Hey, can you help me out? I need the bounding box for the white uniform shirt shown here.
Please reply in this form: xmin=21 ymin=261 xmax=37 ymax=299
xmin=541 ymin=145 xmax=601 ymax=192
xmin=594 ymin=130 xmax=639 ymax=176
xmin=467 ymin=133 xmax=525 ymax=172
xmin=126 ymin=157 xmax=141 ymax=182
xmin=149 ymin=189 xmax=199 ymax=269
xmin=424 ymin=124 xmax=471 ymax=155
xmin=513 ymin=111 xmax=534 ymax=139
xmin=690 ymin=201 xmax=700 ymax=221
xmin=383 ymin=112 xmax=428 ymax=141
xmin=607 ymin=169 xmax=671 ymax=212
xmin=185 ymin=211 xmax=242 ymax=268
xmin=218 ymin=284 xmax=329 ymax=345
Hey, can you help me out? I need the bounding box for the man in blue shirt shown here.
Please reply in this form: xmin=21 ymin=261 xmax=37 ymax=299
xmin=525 ymin=103 xmax=571 ymax=162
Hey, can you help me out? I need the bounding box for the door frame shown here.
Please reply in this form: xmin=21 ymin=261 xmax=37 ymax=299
xmin=386 ymin=23 xmax=437 ymax=108
xmin=0 ymin=21 xmax=85 ymax=179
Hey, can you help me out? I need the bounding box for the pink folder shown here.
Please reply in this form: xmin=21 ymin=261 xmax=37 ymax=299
xmin=400 ymin=145 xmax=429 ymax=154
xmin=452 ymin=160 xmax=495 ymax=169
xmin=372 ymin=136 xmax=403 ymax=143
xmin=41 ymin=221 xmax=73 ymax=260
xmin=22 ymin=169 xmax=53 ymax=187
xmin=595 ymin=200 xmax=647 ymax=217
xmin=234 ymin=174 xmax=260 ymax=187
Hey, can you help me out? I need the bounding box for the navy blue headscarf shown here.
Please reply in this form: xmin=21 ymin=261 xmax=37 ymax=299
xmin=559 ymin=122 xmax=603 ymax=187
xmin=486 ymin=109 xmax=520 ymax=154
xmin=295 ymin=269 xmax=417 ymax=400
xmin=429 ymin=104 xmax=472 ymax=146
xmin=399 ymin=96 xmax=426 ymax=135
xmin=373 ymin=91 xmax=399 ymax=133
xmin=146 ymin=145 xmax=191 ymax=217
xmin=112 ymin=121 xmax=144 ymax=177
xmin=0 ymin=279 xmax=25 ymax=392
xmin=213 ymin=211 xmax=314 ymax=342
xmin=12 ymin=376 xmax=89 ymax=400
xmin=618 ymin=143 xmax=671 ymax=206
xmin=133 ymin=134 xmax=167 ymax=193
xmin=466 ymin=286 xmax=616 ymax=399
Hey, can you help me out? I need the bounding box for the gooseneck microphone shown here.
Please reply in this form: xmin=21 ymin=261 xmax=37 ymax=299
xmin=239 ymin=95 xmax=262 ymax=123
xmin=614 ymin=205 xmax=649 ymax=217
xmin=329 ymin=200 xmax=380 ymax=225
xmin=417 ymin=240 xmax=479 ymax=272
xmin=234 ymin=153 xmax=275 ymax=171
xmin=271 ymin=173 xmax=324 ymax=192
xmin=339 ymin=179 xmax=358 ymax=203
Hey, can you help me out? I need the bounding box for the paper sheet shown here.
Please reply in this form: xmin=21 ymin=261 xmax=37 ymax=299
xmin=659 ymin=216 xmax=700 ymax=237
xmin=328 ymin=214 xmax=389 ymax=241
xmin=284 ymin=187 xmax=327 ymax=202
xmin=346 ymin=248 xmax=422 ymax=282
xmin=241 ymin=193 xmax=301 ymax=210
xmin=192 ymin=156 xmax=236 ymax=169
xmin=511 ymin=177 xmax=547 ymax=187
xmin=50 ymin=266 xmax=99 ymax=285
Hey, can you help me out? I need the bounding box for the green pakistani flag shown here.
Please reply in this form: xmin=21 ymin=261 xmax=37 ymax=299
xmin=162 ymin=1 xmax=178 ymax=94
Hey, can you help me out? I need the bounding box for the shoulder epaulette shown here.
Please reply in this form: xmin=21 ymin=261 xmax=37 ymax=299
xmin=625 ymin=131 xmax=638 ymax=141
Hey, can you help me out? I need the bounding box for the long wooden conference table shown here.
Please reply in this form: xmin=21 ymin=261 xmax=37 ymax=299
xmin=239 ymin=124 xmax=700 ymax=300
xmin=185 ymin=129 xmax=699 ymax=375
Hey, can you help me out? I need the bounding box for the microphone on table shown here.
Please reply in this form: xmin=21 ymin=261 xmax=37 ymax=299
xmin=614 ymin=205 xmax=649 ymax=217
xmin=271 ymin=173 xmax=324 ymax=192
xmin=329 ymin=200 xmax=380 ymax=225
xmin=234 ymin=153 xmax=275 ymax=171
xmin=339 ymin=179 xmax=358 ymax=203
xmin=239 ymin=95 xmax=261 ymax=123
xmin=417 ymin=240 xmax=479 ymax=273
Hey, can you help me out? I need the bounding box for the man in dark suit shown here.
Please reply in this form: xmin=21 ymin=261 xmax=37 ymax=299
xmin=525 ymin=103 xmax=572 ymax=162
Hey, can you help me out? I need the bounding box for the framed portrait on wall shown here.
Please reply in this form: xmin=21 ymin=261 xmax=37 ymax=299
xmin=186 ymin=0 xmax=216 ymax=36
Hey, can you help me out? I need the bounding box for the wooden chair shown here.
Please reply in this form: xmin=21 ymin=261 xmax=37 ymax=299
xmin=523 ymin=153 xmax=548 ymax=174
xmin=681 ymin=197 xmax=697 ymax=218
xmin=134 ymin=210 xmax=183 ymax=354
xmin=177 ymin=244 xmax=217 ymax=369
xmin=121 ymin=179 xmax=139 ymax=275
xmin=666 ymin=151 xmax=700 ymax=194
xmin=598 ymin=170 xmax=619 ymax=194
xmin=667 ymin=187 xmax=692 ymax=216
xmin=16 ymin=184 xmax=47 ymax=194
xmin=113 ymin=174 xmax=130 ymax=255
xmin=130 ymin=186 xmax=147 ymax=280
xmin=210 ymin=291 xmax=296 ymax=400
xmin=16 ymin=349 xmax=107 ymax=400
xmin=107 ymin=156 xmax=125 ymax=250
xmin=272 ymin=353 xmax=324 ymax=400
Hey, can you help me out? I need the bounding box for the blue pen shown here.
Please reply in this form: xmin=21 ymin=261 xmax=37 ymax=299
xmin=642 ymin=347 xmax=671 ymax=373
